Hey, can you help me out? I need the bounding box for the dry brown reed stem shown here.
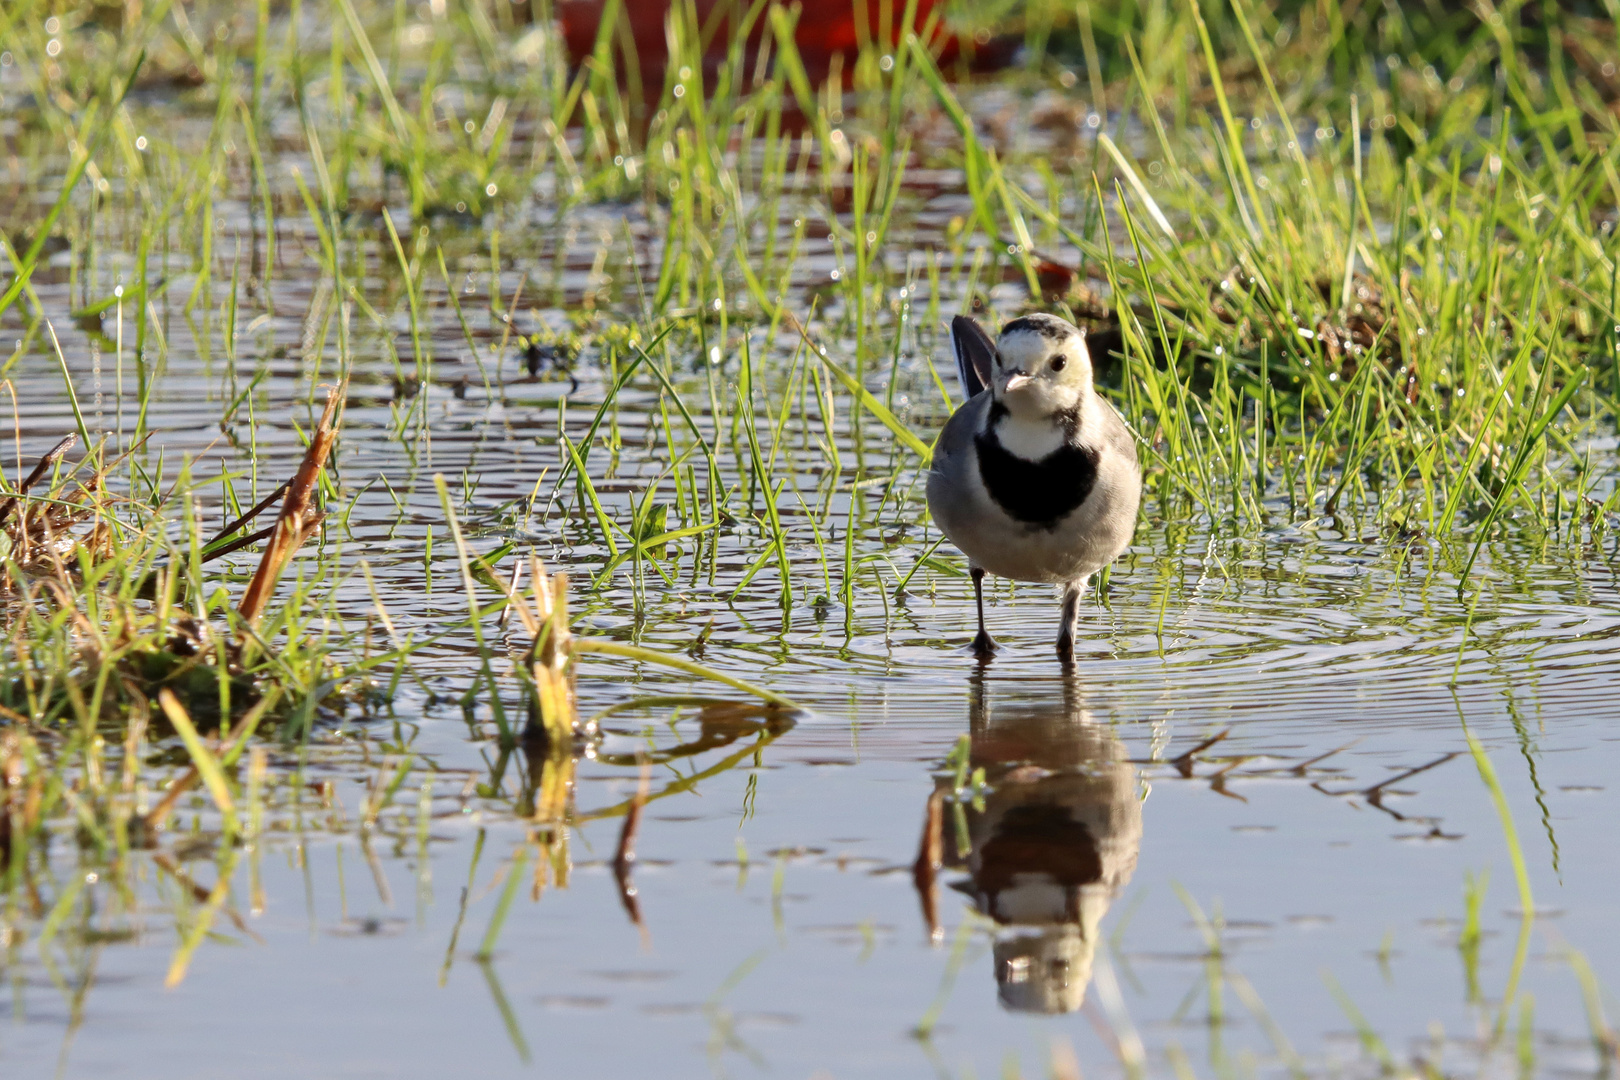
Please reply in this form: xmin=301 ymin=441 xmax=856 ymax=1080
xmin=237 ymin=385 xmax=343 ymax=626
xmin=200 ymin=523 xmax=280 ymax=564
xmin=205 ymin=479 xmax=289 ymax=548
xmin=0 ymin=433 xmax=75 ymax=530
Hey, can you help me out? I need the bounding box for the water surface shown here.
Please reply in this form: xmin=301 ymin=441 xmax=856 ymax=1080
xmin=5 ymin=127 xmax=1620 ymax=1080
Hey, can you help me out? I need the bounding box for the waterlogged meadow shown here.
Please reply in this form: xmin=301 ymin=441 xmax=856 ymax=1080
xmin=4 ymin=0 xmax=1620 ymax=1076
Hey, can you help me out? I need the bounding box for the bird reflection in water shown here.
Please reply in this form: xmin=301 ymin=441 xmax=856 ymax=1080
xmin=913 ymin=677 xmax=1143 ymax=1014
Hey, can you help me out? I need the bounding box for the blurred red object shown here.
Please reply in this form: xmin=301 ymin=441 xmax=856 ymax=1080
xmin=555 ymin=0 xmax=966 ymax=88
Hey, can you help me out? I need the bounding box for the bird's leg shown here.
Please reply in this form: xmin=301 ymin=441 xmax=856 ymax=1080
xmin=970 ymin=566 xmax=997 ymax=657
xmin=1056 ymin=579 xmax=1086 ymax=664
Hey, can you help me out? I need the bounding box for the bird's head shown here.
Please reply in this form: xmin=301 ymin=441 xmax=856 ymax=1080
xmin=992 ymin=314 xmax=1093 ymax=421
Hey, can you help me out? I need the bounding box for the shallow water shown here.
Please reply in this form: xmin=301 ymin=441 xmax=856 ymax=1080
xmin=8 ymin=151 xmax=1620 ymax=1080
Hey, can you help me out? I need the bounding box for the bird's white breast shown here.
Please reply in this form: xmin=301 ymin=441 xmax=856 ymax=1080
xmin=993 ymin=413 xmax=1067 ymax=461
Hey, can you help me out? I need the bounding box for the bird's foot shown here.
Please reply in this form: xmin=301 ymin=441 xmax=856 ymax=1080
xmin=970 ymin=630 xmax=998 ymax=658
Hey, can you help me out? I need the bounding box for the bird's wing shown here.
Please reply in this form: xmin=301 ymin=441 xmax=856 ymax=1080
xmin=950 ymin=315 xmax=996 ymax=400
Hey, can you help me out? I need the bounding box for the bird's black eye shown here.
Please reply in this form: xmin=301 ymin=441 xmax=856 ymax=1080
xmin=1051 ymin=355 xmax=1067 ymax=372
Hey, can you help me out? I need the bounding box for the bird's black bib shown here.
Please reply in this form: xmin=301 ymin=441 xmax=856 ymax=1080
xmin=975 ymin=406 xmax=1098 ymax=531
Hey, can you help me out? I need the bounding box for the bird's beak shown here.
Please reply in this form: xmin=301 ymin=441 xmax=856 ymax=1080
xmin=1003 ymin=372 xmax=1032 ymax=393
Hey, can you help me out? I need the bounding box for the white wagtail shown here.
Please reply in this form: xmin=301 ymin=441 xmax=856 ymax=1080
xmin=926 ymin=312 xmax=1141 ymax=661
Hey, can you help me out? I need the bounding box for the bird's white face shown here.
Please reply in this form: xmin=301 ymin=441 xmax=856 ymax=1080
xmin=992 ymin=323 xmax=1093 ymax=422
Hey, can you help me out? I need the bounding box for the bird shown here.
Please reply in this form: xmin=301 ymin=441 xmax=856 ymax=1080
xmin=926 ymin=312 xmax=1141 ymax=662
